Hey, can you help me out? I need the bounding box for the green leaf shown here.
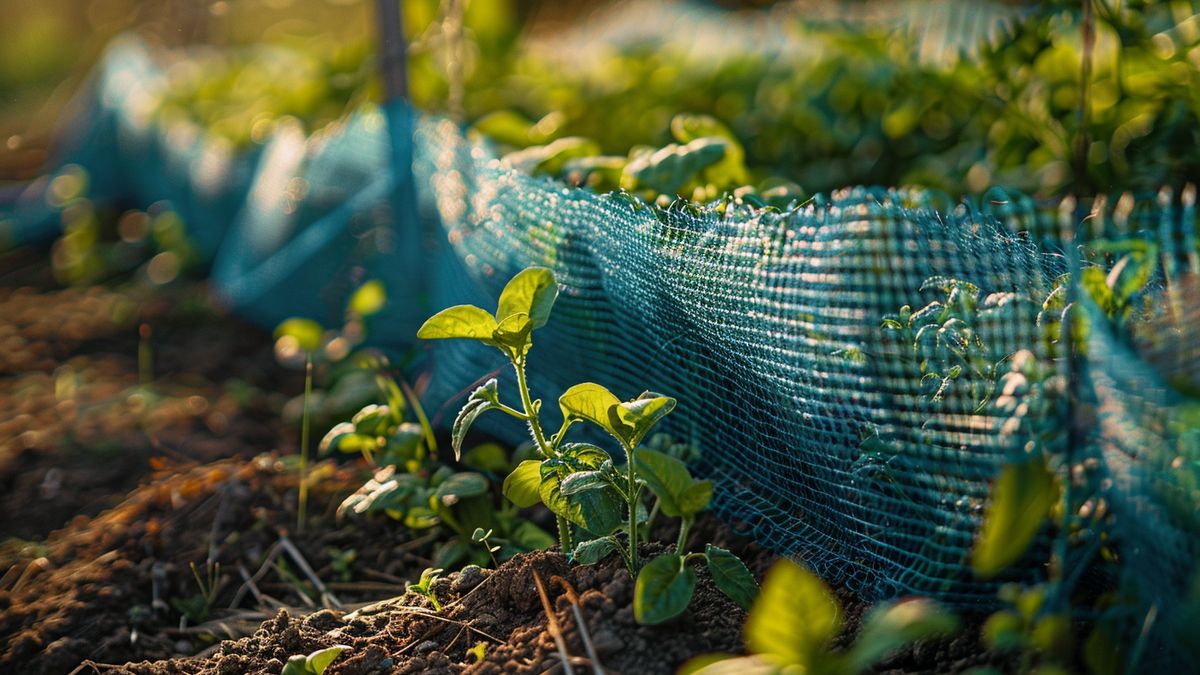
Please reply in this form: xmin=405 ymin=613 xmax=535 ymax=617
xmin=539 ymin=465 xmax=624 ymax=536
xmin=497 ymin=267 xmax=558 ymax=329
xmin=351 ymin=404 xmax=393 ymax=436
xmin=348 ymin=280 xmax=387 ymax=316
xmin=1106 ymin=251 xmax=1156 ymax=307
xmin=560 ymin=470 xmax=611 ymax=496
xmin=491 ymin=312 xmax=533 ymax=354
xmin=434 ymin=472 xmax=489 ymax=504
xmin=559 ymin=383 xmax=623 ymax=438
xmin=471 ymin=109 xmax=536 ymax=147
xmin=705 ymin=545 xmax=758 ymax=611
xmin=275 ymin=318 xmax=324 ymax=352
xmin=463 ymin=442 xmax=510 ymax=474
xmin=1083 ymin=626 xmax=1123 ymax=675
xmin=1078 ymin=267 xmax=1116 ymax=316
xmin=281 ymin=655 xmax=310 ymax=675
xmin=972 ymin=456 xmax=1059 ymax=579
xmin=680 ymin=655 xmax=777 ymax=675
xmin=746 ymin=560 xmax=841 ymax=668
xmin=452 ymin=379 xmax=500 ymax=461
xmin=634 ymin=554 xmax=697 ymax=624
xmin=612 ymin=393 xmax=676 ymax=447
xmin=634 ymin=448 xmax=696 ymax=518
xmin=416 ymin=305 xmax=497 ymax=341
xmin=846 ymin=599 xmax=959 ymax=672
xmin=432 ymin=539 xmax=470 ymax=569
xmin=318 ymin=422 xmax=360 ymax=455
xmin=679 ymin=480 xmax=714 ymax=515
xmin=280 ymin=645 xmax=350 ymax=675
xmin=502 ymin=460 xmax=543 ymax=508
xmin=573 ymin=537 xmax=617 ymax=564
xmin=506 ymin=520 xmax=556 ymax=552
xmin=336 ymin=467 xmax=421 ymax=519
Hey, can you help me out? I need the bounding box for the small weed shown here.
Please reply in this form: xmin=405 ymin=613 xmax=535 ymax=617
xmin=407 ymin=567 xmax=444 ymax=611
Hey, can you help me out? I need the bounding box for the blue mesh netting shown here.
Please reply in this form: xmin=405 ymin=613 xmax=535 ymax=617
xmin=2 ymin=31 xmax=1198 ymax=672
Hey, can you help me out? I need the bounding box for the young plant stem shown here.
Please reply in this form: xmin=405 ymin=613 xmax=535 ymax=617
xmin=676 ymin=517 xmax=692 ymax=554
xmin=512 ymin=357 xmax=552 ymax=458
xmin=625 ymin=441 xmax=640 ymax=573
xmin=298 ymin=356 xmax=313 ymax=531
xmin=557 ymin=515 xmax=573 ymax=555
xmin=400 ymin=378 xmax=438 ymax=459
xmin=511 ymin=355 xmax=574 ymax=552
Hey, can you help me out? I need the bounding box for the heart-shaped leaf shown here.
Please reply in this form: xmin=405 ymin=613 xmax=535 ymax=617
xmin=679 ymin=480 xmax=714 ymax=515
xmin=497 ymin=267 xmax=558 ymax=329
xmin=634 ymin=554 xmax=697 ymax=625
xmin=633 ymin=448 xmax=696 ymax=518
xmin=452 ymin=379 xmax=500 ymax=461
xmin=434 ymin=472 xmax=489 ymax=504
xmin=502 ymin=460 xmax=543 ymax=508
xmin=559 ymin=383 xmax=623 ymax=439
xmin=705 ymin=544 xmax=758 ymax=611
xmin=573 ymin=537 xmax=618 ymax=564
xmin=612 ymin=393 xmax=676 ymax=447
xmin=417 ymin=305 xmax=498 ymax=342
xmin=746 ymin=560 xmax=841 ymax=668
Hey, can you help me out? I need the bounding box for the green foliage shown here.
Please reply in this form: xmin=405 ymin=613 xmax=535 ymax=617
xmin=633 ymin=554 xmax=696 ymax=625
xmin=280 ymin=645 xmax=351 ymax=675
xmin=687 ymin=560 xmax=957 ymax=675
xmin=972 ymin=456 xmax=1060 ymax=579
xmin=981 ymin=584 xmax=1087 ymax=673
xmin=420 ymin=266 xmax=757 ymax=625
xmin=406 ymin=567 xmax=444 ymax=611
xmin=326 ymin=363 xmax=552 ymax=571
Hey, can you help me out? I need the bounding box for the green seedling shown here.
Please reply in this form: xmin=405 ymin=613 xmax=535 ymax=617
xmin=407 ymin=567 xmax=444 ymax=611
xmin=472 ymin=527 xmax=501 ymax=568
xmin=418 ymin=266 xmax=757 ymax=624
xmin=685 ymin=559 xmax=958 ymax=675
xmin=275 ymin=281 xmax=390 ymax=530
xmin=280 ymin=645 xmax=351 ymax=675
xmin=172 ymin=560 xmax=221 ymax=626
xmin=468 ymin=641 xmax=488 ymax=663
xmin=325 ymin=366 xmax=554 ymax=570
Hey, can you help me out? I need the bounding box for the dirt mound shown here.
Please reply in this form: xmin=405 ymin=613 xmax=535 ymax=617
xmin=117 ymin=546 xmax=754 ymax=675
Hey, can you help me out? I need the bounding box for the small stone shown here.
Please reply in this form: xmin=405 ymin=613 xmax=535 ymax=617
xmin=415 ymin=639 xmax=439 ymax=654
xmin=451 ymin=564 xmax=488 ymax=594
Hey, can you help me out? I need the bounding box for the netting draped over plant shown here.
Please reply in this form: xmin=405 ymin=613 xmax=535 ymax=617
xmin=1 ymin=27 xmax=1198 ymax=672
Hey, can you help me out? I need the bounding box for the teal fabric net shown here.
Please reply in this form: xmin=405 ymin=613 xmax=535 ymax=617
xmin=2 ymin=28 xmax=1198 ymax=671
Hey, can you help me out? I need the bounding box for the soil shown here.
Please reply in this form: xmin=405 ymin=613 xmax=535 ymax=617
xmin=0 ymin=252 xmax=1016 ymax=675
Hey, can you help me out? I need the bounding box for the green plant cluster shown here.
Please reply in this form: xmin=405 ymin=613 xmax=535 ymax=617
xmin=416 ymin=267 xmax=758 ymax=625
xmin=127 ymin=1 xmax=1200 ymax=208
xmin=685 ymin=559 xmax=958 ymax=675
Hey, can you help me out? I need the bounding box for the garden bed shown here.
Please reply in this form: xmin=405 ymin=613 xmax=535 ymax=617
xmin=0 ymin=258 xmax=1015 ymax=674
